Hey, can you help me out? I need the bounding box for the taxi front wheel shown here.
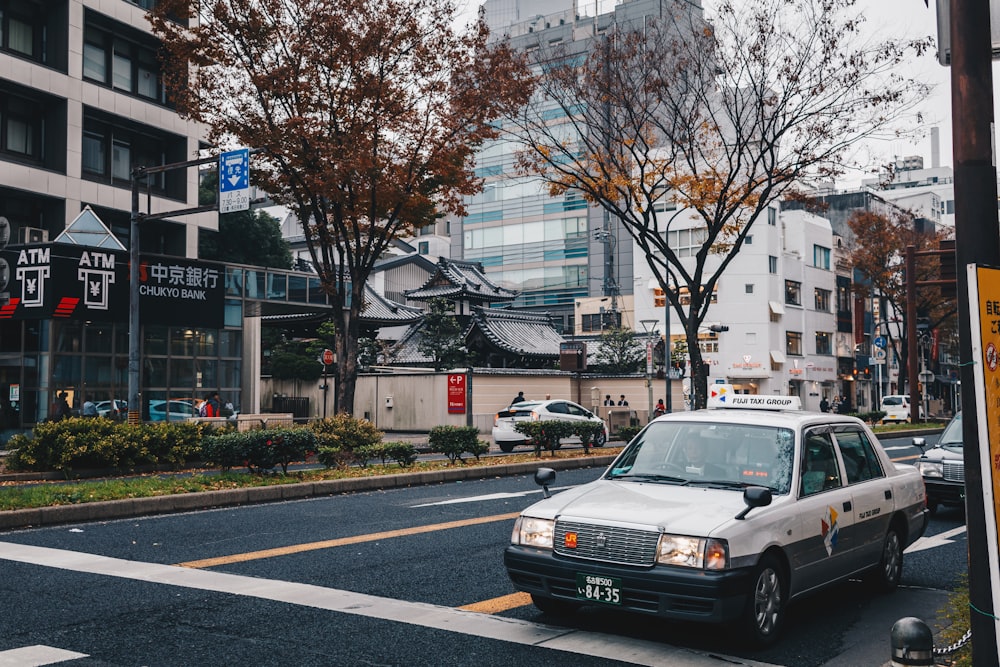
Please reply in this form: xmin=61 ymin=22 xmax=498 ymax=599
xmin=738 ymin=554 xmax=786 ymax=647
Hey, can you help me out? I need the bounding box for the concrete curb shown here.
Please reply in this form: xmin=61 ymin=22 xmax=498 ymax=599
xmin=0 ymin=455 xmax=618 ymax=531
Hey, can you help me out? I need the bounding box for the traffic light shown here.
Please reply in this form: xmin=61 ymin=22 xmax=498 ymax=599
xmin=852 ymin=367 xmax=859 ymax=378
xmin=863 ymin=367 xmax=870 ymax=378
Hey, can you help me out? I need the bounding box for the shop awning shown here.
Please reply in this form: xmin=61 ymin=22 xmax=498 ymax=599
xmin=770 ymin=350 xmax=787 ymax=364
xmin=768 ymin=301 xmax=785 ymax=315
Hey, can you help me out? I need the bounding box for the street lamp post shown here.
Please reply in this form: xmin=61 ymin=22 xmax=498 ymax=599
xmin=641 ymin=319 xmax=658 ymax=422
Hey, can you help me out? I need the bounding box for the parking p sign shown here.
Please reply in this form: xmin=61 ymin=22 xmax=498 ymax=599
xmin=219 ymin=149 xmax=250 ymax=213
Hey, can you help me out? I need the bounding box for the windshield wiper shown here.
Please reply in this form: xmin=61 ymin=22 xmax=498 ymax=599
xmin=608 ymin=473 xmax=689 ymax=484
xmin=686 ymin=479 xmax=777 ymax=491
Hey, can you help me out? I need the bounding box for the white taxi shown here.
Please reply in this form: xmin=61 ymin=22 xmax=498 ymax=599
xmin=504 ymin=386 xmax=928 ymax=646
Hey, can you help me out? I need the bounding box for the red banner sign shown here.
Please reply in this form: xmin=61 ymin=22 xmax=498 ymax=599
xmin=447 ymin=373 xmax=466 ymax=414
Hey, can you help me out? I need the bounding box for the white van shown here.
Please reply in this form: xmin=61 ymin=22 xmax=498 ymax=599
xmin=880 ymin=394 xmax=924 ymax=423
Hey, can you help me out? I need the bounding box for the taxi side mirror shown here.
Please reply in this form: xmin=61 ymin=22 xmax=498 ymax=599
xmin=735 ymin=486 xmax=772 ymax=520
xmin=535 ymin=467 xmax=556 ymax=498
xmin=911 ymin=436 xmax=927 ymax=451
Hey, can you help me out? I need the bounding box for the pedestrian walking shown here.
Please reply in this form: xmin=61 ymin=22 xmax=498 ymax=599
xmin=510 ymin=391 xmax=526 ymax=406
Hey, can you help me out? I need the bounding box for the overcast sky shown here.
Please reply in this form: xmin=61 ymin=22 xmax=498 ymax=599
xmin=454 ymin=0 xmax=984 ymax=188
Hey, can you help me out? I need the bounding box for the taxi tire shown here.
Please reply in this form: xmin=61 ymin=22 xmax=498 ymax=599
xmin=869 ymin=525 xmax=903 ymax=592
xmin=530 ymin=594 xmax=580 ymax=616
xmin=738 ymin=554 xmax=786 ymax=647
xmin=594 ymin=432 xmax=607 ymax=447
xmin=498 ymin=442 xmax=516 ymax=453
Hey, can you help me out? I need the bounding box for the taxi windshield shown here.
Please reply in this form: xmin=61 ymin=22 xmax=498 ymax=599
xmin=607 ymin=421 xmax=795 ymax=494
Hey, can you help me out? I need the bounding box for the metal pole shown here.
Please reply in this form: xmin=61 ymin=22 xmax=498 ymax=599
xmin=127 ymin=169 xmax=142 ymax=425
xmin=950 ymin=0 xmax=1000 ymax=661
xmin=665 ymin=304 xmax=671 ymax=413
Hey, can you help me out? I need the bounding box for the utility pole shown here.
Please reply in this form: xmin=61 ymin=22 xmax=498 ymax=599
xmin=949 ymin=0 xmax=1000 ymax=662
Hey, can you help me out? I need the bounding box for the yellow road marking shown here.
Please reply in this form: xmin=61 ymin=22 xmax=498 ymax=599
xmin=458 ymin=592 xmax=533 ymax=614
xmin=176 ymin=511 xmax=521 ymax=569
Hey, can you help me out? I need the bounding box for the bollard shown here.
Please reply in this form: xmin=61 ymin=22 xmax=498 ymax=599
xmin=890 ymin=617 xmax=934 ymax=666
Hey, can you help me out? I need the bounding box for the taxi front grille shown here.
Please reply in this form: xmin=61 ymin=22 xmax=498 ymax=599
xmin=553 ymin=520 xmax=659 ymax=566
xmin=942 ymin=461 xmax=965 ymax=483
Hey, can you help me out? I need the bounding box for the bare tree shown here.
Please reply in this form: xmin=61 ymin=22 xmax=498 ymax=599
xmin=508 ymin=0 xmax=932 ymax=408
xmin=150 ymin=0 xmax=533 ymax=413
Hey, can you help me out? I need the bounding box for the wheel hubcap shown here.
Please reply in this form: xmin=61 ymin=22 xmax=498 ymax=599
xmin=754 ymin=568 xmax=781 ymax=635
xmin=884 ymin=532 xmax=901 ymax=582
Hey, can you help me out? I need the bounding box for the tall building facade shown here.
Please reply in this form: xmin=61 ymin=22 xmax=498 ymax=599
xmin=456 ymin=0 xmax=704 ymax=334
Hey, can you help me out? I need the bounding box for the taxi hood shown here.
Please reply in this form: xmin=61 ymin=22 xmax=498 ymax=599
xmin=528 ymin=479 xmax=768 ymax=536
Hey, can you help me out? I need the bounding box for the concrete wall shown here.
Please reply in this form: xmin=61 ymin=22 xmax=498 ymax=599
xmin=261 ymin=371 xmax=683 ymax=434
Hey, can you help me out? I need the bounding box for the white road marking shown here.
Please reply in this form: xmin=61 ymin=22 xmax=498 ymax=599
xmin=905 ymin=525 xmax=968 ymax=553
xmin=0 ymin=541 xmax=777 ymax=667
xmin=0 ymin=645 xmax=88 ymax=666
xmin=411 ymin=485 xmax=576 ymax=507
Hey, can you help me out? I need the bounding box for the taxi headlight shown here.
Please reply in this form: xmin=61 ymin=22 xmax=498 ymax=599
xmin=656 ymin=534 xmax=729 ymax=570
xmin=916 ymin=461 xmax=943 ymax=478
xmin=512 ymin=516 xmax=554 ymax=549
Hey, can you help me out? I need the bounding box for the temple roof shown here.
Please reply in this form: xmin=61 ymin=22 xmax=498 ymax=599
xmin=467 ymin=307 xmax=565 ymax=358
xmin=404 ymin=258 xmax=517 ymax=303
xmin=359 ymin=284 xmax=425 ymax=325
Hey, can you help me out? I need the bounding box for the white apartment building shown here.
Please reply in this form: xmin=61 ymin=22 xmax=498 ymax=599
xmin=632 ymin=206 xmax=839 ymax=412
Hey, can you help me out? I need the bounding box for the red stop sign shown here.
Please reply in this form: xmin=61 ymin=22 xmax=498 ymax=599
xmin=322 ymin=349 xmax=334 ymax=365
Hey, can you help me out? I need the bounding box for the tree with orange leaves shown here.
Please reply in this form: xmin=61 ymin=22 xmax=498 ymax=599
xmin=507 ymin=0 xmax=932 ymax=408
xmin=149 ymin=1 xmax=533 ymax=414
xmin=847 ymin=208 xmax=955 ymax=394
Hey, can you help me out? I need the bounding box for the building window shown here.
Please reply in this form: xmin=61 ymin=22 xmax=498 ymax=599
xmin=746 ymin=234 xmax=753 ymax=244
xmin=785 ymin=280 xmax=801 ymax=306
xmin=768 ymin=207 xmax=776 ymax=226
xmin=83 ymin=16 xmax=166 ymax=105
xmin=769 ymin=255 xmax=778 ymax=274
xmin=81 ymin=112 xmax=185 ymax=197
xmin=677 ymin=285 xmax=718 ymax=306
xmin=813 ymin=244 xmax=831 ymax=270
xmin=815 ymin=331 xmax=832 ymax=355
xmin=786 ymin=331 xmax=803 ymax=356
xmin=745 ymin=283 xmax=754 ymax=294
xmin=418 ymin=241 xmax=429 ymax=255
xmin=815 ymin=288 xmax=831 ymax=312
xmin=1 ymin=93 xmax=42 ymax=161
xmin=666 ymin=227 xmax=707 ymax=258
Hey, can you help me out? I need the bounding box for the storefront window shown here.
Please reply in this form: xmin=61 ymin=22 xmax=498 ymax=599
xmin=169 ymin=358 xmax=195 ymax=388
xmin=85 ymin=325 xmax=113 ymax=353
xmin=145 ymin=325 xmax=168 ymax=355
xmin=171 ymin=328 xmax=197 ymax=356
xmin=144 ymin=357 xmax=166 ymax=386
xmin=54 ymin=322 xmax=83 ymax=352
xmin=219 ymin=330 xmax=241 ymax=357
xmin=0 ymin=320 xmax=22 ymax=353
xmin=84 ymin=356 xmax=113 ymax=384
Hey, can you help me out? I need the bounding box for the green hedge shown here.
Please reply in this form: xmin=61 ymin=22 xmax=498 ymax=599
xmin=5 ymin=418 xmax=205 ymax=475
xmin=514 ymin=420 xmax=606 ymax=457
xmin=201 ymin=427 xmax=316 ymax=474
xmin=311 ymin=414 xmax=384 ymax=469
xmin=427 ymin=425 xmax=489 ymax=464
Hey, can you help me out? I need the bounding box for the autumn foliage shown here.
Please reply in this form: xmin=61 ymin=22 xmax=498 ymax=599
xmin=148 ymin=0 xmax=533 ymax=412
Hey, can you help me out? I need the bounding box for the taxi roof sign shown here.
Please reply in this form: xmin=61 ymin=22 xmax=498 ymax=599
xmin=708 ymin=384 xmax=802 ymax=410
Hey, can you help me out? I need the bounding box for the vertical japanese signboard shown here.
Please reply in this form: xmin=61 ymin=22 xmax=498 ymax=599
xmin=966 ymin=264 xmax=1000 ymax=645
xmin=447 ymin=373 xmax=466 ymax=414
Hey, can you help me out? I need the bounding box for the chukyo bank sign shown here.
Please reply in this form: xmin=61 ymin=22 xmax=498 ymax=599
xmin=1 ymin=244 xmax=224 ymax=328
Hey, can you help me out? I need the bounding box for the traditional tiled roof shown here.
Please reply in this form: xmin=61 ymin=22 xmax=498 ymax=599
xmin=384 ymin=323 xmax=433 ymax=365
xmin=360 ymin=284 xmax=424 ymax=325
xmin=404 ymin=258 xmax=517 ymax=303
xmin=467 ymin=307 xmax=565 ymax=358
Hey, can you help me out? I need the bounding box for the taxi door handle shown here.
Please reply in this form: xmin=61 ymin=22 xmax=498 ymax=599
xmin=884 ymin=490 xmax=892 ymax=500
xmin=843 ymin=501 xmax=852 ymax=512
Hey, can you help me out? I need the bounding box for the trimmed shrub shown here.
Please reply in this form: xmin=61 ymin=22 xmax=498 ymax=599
xmin=616 ymin=425 xmax=642 ymax=443
xmin=428 ymin=425 xmax=488 ymax=464
xmin=513 ymin=420 xmax=605 ymax=457
xmin=310 ymin=414 xmax=383 ymax=470
xmin=354 ymin=441 xmax=419 ymax=468
xmin=201 ymin=427 xmax=316 ymax=474
xmin=4 ymin=418 xmax=205 ymax=474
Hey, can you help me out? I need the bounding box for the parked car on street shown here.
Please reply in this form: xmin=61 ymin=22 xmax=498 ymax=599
xmin=880 ymin=394 xmax=925 ymax=423
xmin=493 ymin=399 xmax=608 ymax=453
xmin=95 ymin=399 xmax=127 ymax=420
xmin=504 ymin=386 xmax=928 ymax=646
xmin=914 ymin=411 xmax=965 ymax=514
xmin=148 ymin=399 xmax=198 ymax=422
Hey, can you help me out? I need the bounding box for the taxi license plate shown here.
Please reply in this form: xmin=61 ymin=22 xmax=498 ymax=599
xmin=576 ymin=573 xmax=622 ymax=605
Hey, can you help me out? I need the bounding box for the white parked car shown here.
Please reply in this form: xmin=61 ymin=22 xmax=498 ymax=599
xmin=148 ymin=399 xmax=198 ymax=422
xmin=492 ymin=399 xmax=609 ymax=453
xmin=94 ymin=399 xmax=127 ymax=419
xmin=504 ymin=386 xmax=928 ymax=646
xmin=880 ymin=394 xmax=925 ymax=423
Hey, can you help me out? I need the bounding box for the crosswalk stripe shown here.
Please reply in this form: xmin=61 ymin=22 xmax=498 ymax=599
xmin=0 ymin=645 xmax=88 ymax=666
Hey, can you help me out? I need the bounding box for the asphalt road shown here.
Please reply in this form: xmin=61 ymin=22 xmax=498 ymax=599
xmin=0 ymin=434 xmax=968 ymax=667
